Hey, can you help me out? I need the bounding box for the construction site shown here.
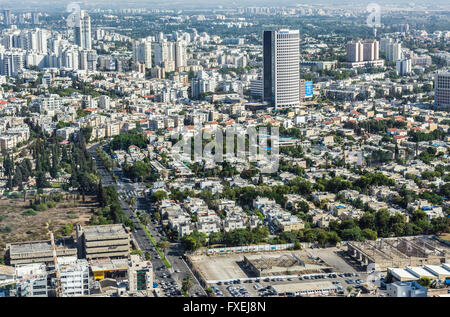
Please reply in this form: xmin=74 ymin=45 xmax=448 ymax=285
xmin=188 ymin=249 xmax=336 ymax=284
xmin=347 ymin=235 xmax=450 ymax=271
xmin=243 ymin=252 xmax=333 ymax=277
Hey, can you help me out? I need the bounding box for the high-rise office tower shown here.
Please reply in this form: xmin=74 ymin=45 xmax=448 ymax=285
xmin=435 ymin=72 xmax=450 ymax=110
xmin=74 ymin=10 xmax=92 ymax=50
xmin=132 ymin=39 xmax=152 ymax=69
xmin=263 ymin=29 xmax=300 ymax=108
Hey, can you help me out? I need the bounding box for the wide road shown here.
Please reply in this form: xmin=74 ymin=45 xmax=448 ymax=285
xmin=87 ymin=142 xmax=206 ymax=297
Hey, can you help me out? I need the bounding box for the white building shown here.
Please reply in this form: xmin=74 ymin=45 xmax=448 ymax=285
xmin=58 ymin=257 xmax=90 ymax=297
xmin=263 ymin=29 xmax=300 ymax=108
xmin=133 ymin=39 xmax=152 ymax=69
xmin=386 ymin=42 xmax=402 ymax=62
xmin=396 ymin=59 xmax=412 ymax=76
xmin=386 ymin=281 xmax=427 ymax=297
xmin=74 ymin=10 xmax=92 ymax=50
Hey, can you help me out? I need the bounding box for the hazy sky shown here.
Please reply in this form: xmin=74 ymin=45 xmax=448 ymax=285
xmin=0 ymin=0 xmax=448 ymax=11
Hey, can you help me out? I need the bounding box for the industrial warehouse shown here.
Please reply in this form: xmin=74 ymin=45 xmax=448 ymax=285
xmin=347 ymin=236 xmax=450 ymax=271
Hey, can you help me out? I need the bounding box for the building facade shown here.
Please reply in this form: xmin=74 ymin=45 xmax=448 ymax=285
xmin=435 ymin=71 xmax=450 ymax=110
xmin=263 ymin=29 xmax=300 ymax=108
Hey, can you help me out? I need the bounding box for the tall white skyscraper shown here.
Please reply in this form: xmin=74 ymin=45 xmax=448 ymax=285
xmin=263 ymin=29 xmax=300 ymax=108
xmin=174 ymin=40 xmax=187 ymax=68
xmin=25 ymin=29 xmax=48 ymax=54
xmin=74 ymin=10 xmax=92 ymax=50
xmin=387 ymin=42 xmax=402 ymax=62
xmin=133 ymin=39 xmax=152 ymax=69
xmin=154 ymin=39 xmax=171 ymax=66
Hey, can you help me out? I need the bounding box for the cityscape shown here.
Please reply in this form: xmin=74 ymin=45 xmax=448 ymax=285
xmin=0 ymin=0 xmax=449 ymax=303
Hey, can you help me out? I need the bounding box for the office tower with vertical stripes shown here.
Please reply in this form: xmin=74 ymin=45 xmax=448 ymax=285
xmin=435 ymin=72 xmax=450 ymax=110
xmin=263 ymin=29 xmax=300 ymax=109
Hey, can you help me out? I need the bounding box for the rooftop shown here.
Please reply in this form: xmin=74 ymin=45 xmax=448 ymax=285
xmin=389 ymin=268 xmax=418 ymax=280
xmin=90 ymin=258 xmax=129 ymax=272
xmin=83 ymin=224 xmax=128 ymax=239
xmin=8 ymin=237 xmax=76 ymax=255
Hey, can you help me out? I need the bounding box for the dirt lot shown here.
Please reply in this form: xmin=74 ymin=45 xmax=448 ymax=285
xmin=190 ymin=253 xmax=249 ymax=282
xmin=438 ymin=233 xmax=450 ymax=242
xmin=0 ymin=195 xmax=97 ymax=253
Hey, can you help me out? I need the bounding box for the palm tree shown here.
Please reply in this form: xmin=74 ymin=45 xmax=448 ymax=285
xmin=182 ymin=274 xmax=194 ymax=295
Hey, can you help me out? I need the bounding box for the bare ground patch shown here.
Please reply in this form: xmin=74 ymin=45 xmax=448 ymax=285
xmin=0 ymin=195 xmax=98 ymax=253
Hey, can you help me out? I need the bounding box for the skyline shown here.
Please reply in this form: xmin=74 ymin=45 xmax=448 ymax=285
xmin=0 ymin=0 xmax=449 ymax=11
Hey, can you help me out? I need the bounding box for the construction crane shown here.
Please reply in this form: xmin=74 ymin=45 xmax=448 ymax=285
xmin=50 ymin=231 xmax=64 ymax=297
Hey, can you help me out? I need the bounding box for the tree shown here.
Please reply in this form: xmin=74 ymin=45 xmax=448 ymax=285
xmin=81 ymin=126 xmax=93 ymax=143
xmin=362 ymin=228 xmax=378 ymax=240
xmin=327 ymin=231 xmax=341 ymax=245
xmin=152 ymin=190 xmax=168 ymax=202
xmin=208 ymin=231 xmax=224 ymax=245
xmin=12 ymin=167 xmax=23 ymax=190
xmin=97 ymin=182 xmax=107 ymax=207
xmin=359 ymin=212 xmax=376 ymax=229
xmin=341 ymin=227 xmax=364 ymax=241
xmin=182 ymin=274 xmax=194 ymax=295
xmin=36 ymin=171 xmax=50 ymax=189
xmin=298 ymin=201 xmax=310 ymax=214
xmin=157 ymin=241 xmax=170 ymax=256
xmin=181 ymin=232 xmax=207 ymax=251
xmin=417 ymin=277 xmax=431 ymax=288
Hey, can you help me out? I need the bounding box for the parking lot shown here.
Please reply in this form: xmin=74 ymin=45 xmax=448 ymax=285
xmin=211 ymin=271 xmax=368 ymax=297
